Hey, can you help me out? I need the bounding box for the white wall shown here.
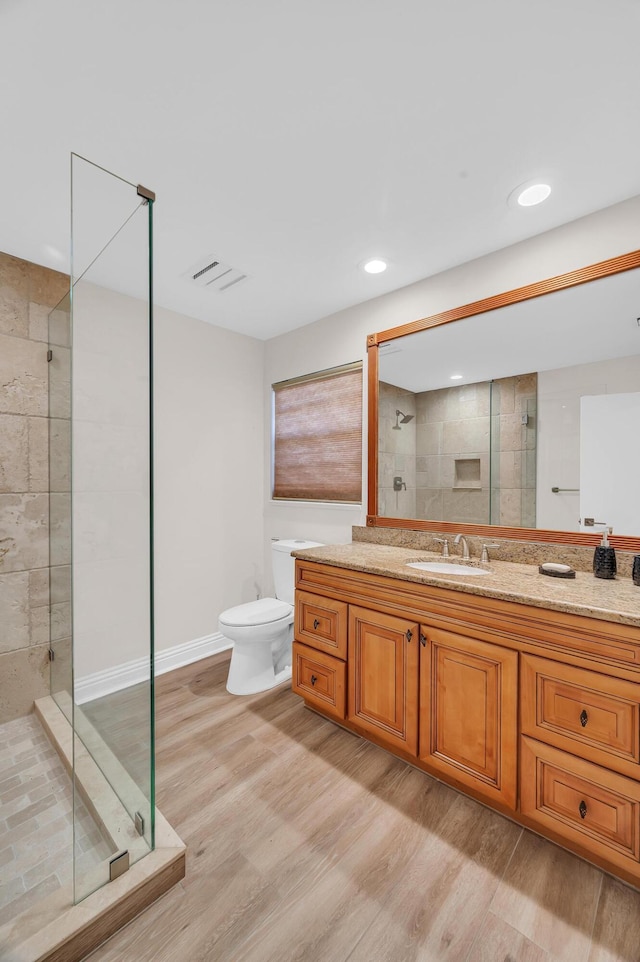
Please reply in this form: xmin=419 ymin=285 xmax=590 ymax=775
xmin=263 ymin=309 xmax=369 ymax=589
xmin=72 ymin=282 xmax=151 ymax=680
xmin=537 ymin=355 xmax=640 ymax=532
xmin=581 ymin=391 xmax=640 ymax=536
xmin=72 ymin=285 xmax=265 ymax=678
xmin=263 ymin=193 xmax=640 ymax=584
xmin=154 ymin=303 xmax=265 ymax=654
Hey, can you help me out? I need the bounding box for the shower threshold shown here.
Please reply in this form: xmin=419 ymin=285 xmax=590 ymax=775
xmin=0 ymin=697 xmax=185 ymax=962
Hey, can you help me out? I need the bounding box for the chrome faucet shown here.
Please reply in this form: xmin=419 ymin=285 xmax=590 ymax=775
xmin=453 ymin=534 xmax=470 ymax=560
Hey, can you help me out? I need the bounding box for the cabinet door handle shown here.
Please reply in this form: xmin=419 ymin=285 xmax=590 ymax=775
xmin=580 ymin=709 xmax=588 ymax=727
xmin=406 ymin=629 xmax=412 ymax=643
xmin=579 ymin=800 xmax=587 ymax=819
xmin=310 ymin=675 xmax=317 ymax=686
xmin=420 ymin=633 xmax=427 ymax=647
xmin=313 ymin=619 xmax=320 ymax=630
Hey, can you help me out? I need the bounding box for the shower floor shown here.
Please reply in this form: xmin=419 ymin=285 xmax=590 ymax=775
xmin=0 ymin=712 xmax=112 ymax=926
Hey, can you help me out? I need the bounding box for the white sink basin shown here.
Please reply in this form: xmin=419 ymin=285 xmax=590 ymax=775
xmin=406 ymin=561 xmax=490 ymax=576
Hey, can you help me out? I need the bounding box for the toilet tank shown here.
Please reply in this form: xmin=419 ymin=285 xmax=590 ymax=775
xmin=271 ymin=539 xmax=324 ymax=605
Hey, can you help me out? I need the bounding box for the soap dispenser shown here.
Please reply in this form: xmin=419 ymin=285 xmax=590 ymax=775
xmin=593 ymin=526 xmax=617 ymax=580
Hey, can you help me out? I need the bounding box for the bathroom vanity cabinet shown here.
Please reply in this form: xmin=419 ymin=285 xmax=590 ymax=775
xmin=291 ymin=555 xmax=640 ymax=888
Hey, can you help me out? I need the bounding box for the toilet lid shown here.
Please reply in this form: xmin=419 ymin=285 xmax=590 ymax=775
xmin=219 ymin=597 xmax=293 ymax=628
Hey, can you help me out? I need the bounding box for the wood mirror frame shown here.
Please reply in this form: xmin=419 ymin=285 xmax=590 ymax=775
xmin=366 ymin=248 xmax=640 ymax=552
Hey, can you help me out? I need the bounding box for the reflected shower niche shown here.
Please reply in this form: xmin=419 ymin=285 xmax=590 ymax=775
xmin=378 ymin=374 xmax=537 ymax=527
xmin=453 ymin=458 xmax=481 ymax=488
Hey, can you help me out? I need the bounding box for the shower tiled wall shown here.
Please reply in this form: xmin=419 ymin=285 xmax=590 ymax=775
xmin=491 ymin=373 xmax=537 ymax=527
xmin=378 ymin=382 xmax=417 ymax=518
xmin=380 ymin=374 xmax=538 ymax=527
xmin=416 ymin=380 xmax=491 ymax=523
xmin=0 ymin=252 xmax=69 ymax=723
xmin=416 ymin=375 xmax=537 ymax=526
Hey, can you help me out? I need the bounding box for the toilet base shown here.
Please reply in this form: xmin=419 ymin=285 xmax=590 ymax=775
xmin=226 ymin=664 xmax=292 ymax=696
xmin=224 ymin=624 xmax=293 ymax=696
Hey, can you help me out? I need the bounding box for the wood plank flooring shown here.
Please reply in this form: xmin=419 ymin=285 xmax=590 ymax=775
xmin=87 ymin=651 xmax=640 ymax=962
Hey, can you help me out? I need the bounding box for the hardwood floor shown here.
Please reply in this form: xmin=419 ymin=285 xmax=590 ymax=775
xmin=87 ymin=651 xmax=640 ymax=962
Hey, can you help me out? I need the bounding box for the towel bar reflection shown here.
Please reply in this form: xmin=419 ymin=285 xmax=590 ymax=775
xmin=551 ymin=487 xmax=580 ymax=493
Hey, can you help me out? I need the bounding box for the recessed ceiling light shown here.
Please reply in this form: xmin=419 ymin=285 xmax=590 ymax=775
xmin=508 ymin=181 xmax=552 ymax=208
xmin=362 ymin=258 xmax=387 ymax=274
xmin=518 ymin=183 xmax=551 ymax=206
xmin=450 ymin=374 xmax=463 ymax=380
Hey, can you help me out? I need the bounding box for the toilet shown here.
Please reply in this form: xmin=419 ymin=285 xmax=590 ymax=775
xmin=220 ymin=539 xmax=323 ymax=695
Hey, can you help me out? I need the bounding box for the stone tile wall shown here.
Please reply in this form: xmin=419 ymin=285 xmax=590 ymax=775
xmin=491 ymin=373 xmax=537 ymax=527
xmin=0 ymin=252 xmax=69 ymax=722
xmin=378 ymin=381 xmax=417 ymax=518
xmin=378 ymin=375 xmax=538 ymax=527
xmin=416 ymin=380 xmax=491 ymax=523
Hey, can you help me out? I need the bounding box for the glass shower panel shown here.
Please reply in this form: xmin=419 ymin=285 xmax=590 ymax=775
xmin=489 ymin=380 xmax=500 ymax=525
xmin=70 ymin=154 xmax=154 ymax=902
xmin=48 ymin=292 xmax=72 ymax=715
xmin=489 ymin=374 xmax=538 ymax=527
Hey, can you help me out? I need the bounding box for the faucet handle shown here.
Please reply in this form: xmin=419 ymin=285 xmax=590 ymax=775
xmin=481 ymin=543 xmax=500 ymax=563
xmin=434 ymin=537 xmax=449 ymax=558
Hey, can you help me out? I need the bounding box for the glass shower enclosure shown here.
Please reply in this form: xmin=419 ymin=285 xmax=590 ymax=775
xmin=48 ymin=153 xmax=155 ymax=903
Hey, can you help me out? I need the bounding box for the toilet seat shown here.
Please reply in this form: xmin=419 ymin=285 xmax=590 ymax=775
xmin=219 ymin=597 xmax=292 ymax=628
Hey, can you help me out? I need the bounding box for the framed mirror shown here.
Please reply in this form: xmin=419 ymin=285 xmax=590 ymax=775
xmin=366 ymin=250 xmax=640 ymax=551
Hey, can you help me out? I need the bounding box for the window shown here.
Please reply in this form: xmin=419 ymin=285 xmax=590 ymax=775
xmin=272 ymin=362 xmax=363 ymax=503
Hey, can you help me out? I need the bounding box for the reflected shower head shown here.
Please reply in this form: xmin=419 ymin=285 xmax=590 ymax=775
xmin=393 ymin=409 xmax=414 ymax=429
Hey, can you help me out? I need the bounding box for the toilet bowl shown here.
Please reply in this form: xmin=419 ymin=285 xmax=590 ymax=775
xmin=219 ymin=539 xmax=323 ymax=695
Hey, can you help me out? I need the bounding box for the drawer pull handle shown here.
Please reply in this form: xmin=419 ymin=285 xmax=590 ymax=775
xmin=580 ymin=709 xmax=588 ymax=727
xmin=310 ymin=675 xmax=317 ymax=686
xmin=579 ymin=800 xmax=587 ymax=819
xmin=406 ymin=629 xmax=412 ymax=643
xmin=313 ymin=619 xmax=320 ymax=630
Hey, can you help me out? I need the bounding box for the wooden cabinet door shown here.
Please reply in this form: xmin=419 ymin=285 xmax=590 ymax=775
xmin=419 ymin=626 xmax=518 ymax=809
xmin=348 ymin=605 xmax=419 ymax=755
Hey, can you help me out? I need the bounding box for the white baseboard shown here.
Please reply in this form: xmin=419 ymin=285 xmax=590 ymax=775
xmin=155 ymin=632 xmax=232 ymax=677
xmin=75 ymin=632 xmax=232 ymax=704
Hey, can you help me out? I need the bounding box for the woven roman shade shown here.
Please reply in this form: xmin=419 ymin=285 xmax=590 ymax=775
xmin=272 ymin=363 xmax=363 ymax=502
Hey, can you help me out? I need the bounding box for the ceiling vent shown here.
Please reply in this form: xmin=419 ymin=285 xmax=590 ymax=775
xmin=183 ymin=255 xmax=248 ymax=292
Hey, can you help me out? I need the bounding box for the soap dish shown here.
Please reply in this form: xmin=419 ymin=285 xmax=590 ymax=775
xmin=539 ymin=563 xmax=576 ymax=579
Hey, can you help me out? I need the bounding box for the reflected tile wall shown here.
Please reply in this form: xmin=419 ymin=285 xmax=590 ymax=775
xmin=380 ymin=377 xmax=523 ymax=525
xmin=491 ymin=375 xmax=537 ymax=527
xmin=378 ymin=382 xmax=417 ymax=517
xmin=416 ymin=380 xmax=491 ymax=524
xmin=0 ymin=251 xmax=69 ymax=723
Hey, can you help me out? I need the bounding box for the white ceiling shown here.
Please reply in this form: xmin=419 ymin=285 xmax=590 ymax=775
xmin=1 ymin=0 xmax=640 ymax=341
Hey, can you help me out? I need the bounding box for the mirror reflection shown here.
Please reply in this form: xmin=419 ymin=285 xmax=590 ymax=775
xmin=376 ymin=264 xmax=640 ymax=537
xmin=379 ymin=373 xmax=537 ymax=527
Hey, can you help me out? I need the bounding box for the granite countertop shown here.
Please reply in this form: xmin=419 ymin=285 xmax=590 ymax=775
xmin=292 ymin=543 xmax=640 ymax=627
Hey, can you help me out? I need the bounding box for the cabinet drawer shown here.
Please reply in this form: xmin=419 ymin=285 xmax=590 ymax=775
xmin=521 ymin=736 xmax=640 ymax=865
xmin=292 ymin=642 xmax=346 ymax=720
xmin=295 ymin=590 xmax=348 ymax=659
xmin=521 ymin=654 xmax=640 ymax=777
